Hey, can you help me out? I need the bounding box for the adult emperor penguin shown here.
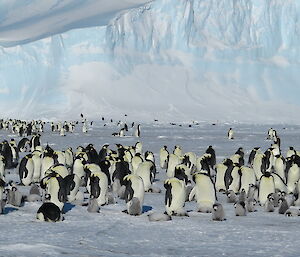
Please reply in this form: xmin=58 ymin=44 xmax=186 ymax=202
xmin=17 ymin=138 xmax=30 ymax=152
xmin=189 ymin=172 xmax=217 ymax=213
xmin=40 ymin=172 xmax=66 ymax=211
xmin=215 ymin=159 xmax=233 ymax=192
xmin=248 ymin=147 xmax=260 ymax=167
xmin=164 ymin=177 xmax=186 ymax=216
xmin=227 ymin=128 xmax=234 ymax=139
xmin=212 ymin=203 xmax=226 ymax=221
xmin=159 ymin=146 xmax=169 ymax=169
xmin=134 ymin=124 xmax=141 ymax=138
xmin=86 ymin=164 xmax=109 ymax=206
xmin=274 ymin=155 xmax=286 ymax=182
xmin=135 ymin=160 xmax=156 ymax=192
xmin=259 ymin=172 xmax=275 ymax=206
xmin=166 ymin=153 xmax=182 ymax=178
xmin=123 ymin=174 xmax=145 ymax=215
xmin=205 ymin=146 xmax=216 ymax=169
xmin=36 ymin=202 xmax=62 ymax=222
xmin=239 ymin=166 xmax=256 ymax=194
xmin=286 ymin=155 xmax=300 ymax=193
xmin=19 ymin=154 xmax=34 ymax=186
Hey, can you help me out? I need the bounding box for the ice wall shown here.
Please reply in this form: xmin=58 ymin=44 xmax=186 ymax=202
xmin=0 ymin=0 xmax=300 ymax=123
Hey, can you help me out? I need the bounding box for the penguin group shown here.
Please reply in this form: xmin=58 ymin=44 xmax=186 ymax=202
xmin=0 ymin=119 xmax=300 ymax=225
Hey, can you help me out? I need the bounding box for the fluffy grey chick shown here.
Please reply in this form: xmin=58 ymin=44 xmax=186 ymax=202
xmin=212 ymin=203 xmax=226 ymax=221
xmin=285 ymin=207 xmax=300 ymax=217
xmin=148 ymin=212 xmax=172 ymax=222
xmin=278 ymin=198 xmax=289 ymax=214
xmin=234 ymin=201 xmax=247 ymax=216
xmin=238 ymin=189 xmax=247 ymax=202
xmin=264 ymin=193 xmax=275 ymax=212
xmin=227 ymin=190 xmax=237 ymax=203
xmin=246 ymin=198 xmax=257 ymax=212
xmin=127 ymin=197 xmax=142 ymax=216
xmin=87 ymin=198 xmax=100 ymax=213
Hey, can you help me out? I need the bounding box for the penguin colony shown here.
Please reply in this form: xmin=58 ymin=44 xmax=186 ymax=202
xmin=0 ymin=118 xmax=300 ymax=224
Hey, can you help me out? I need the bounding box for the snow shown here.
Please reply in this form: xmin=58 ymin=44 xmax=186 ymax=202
xmin=1 ymin=121 xmax=300 ymax=256
xmin=1 ymin=0 xmax=300 ymax=123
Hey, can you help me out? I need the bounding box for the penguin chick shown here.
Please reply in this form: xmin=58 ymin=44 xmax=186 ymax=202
xmin=278 ymin=198 xmax=289 ymax=214
xmin=212 ymin=203 xmax=226 ymax=221
xmin=285 ymin=207 xmax=300 ymax=217
xmin=238 ymin=189 xmax=247 ymax=202
xmin=87 ymin=198 xmax=100 ymax=213
xmin=148 ymin=212 xmax=172 ymax=222
xmin=127 ymin=197 xmax=142 ymax=216
xmin=234 ymin=201 xmax=247 ymax=216
xmin=246 ymin=198 xmax=257 ymax=212
xmin=227 ymin=190 xmax=237 ymax=203
xmin=264 ymin=193 xmax=275 ymax=212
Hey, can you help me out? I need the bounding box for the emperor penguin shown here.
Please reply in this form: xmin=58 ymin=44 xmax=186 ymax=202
xmin=164 ymin=178 xmax=186 ymax=216
xmin=205 ymin=146 xmax=216 ymax=169
xmin=267 ymin=128 xmax=274 ymax=140
xmin=286 ymin=155 xmax=300 ymax=193
xmin=227 ymin=128 xmax=234 ymax=139
xmin=134 ymin=124 xmax=141 ymax=138
xmin=227 ymin=164 xmax=242 ymax=194
xmin=227 ymin=190 xmax=237 ymax=203
xmin=135 ymin=160 xmax=156 ymax=192
xmin=64 ymin=147 xmax=73 ymax=168
xmin=0 ymin=176 xmax=5 ymax=214
xmin=135 ymin=141 xmax=143 ymax=155
xmin=252 ymin=152 xmax=265 ymax=180
xmin=32 ymin=150 xmax=42 ymax=183
xmin=40 ymin=172 xmax=66 ymax=211
xmin=278 ymin=198 xmax=289 ymax=214
xmin=59 ymin=127 xmax=66 ymax=136
xmin=36 ymin=202 xmax=62 ymax=222
xmin=248 ymin=147 xmax=260 ymax=167
xmin=166 ymin=153 xmax=182 ymax=178
xmin=212 ymin=203 xmax=226 ymax=221
xmin=19 ymin=154 xmax=34 ymax=186
xmin=86 ymin=165 xmax=109 ymax=206
xmin=173 ymin=145 xmax=183 ymax=158
xmin=17 ymin=138 xmax=30 ymax=152
xmin=64 ymin=174 xmax=81 ymax=203
xmin=131 ymin=154 xmax=144 ymax=174
xmin=159 ymin=146 xmax=169 ymax=169
xmin=189 ymin=173 xmax=217 ymax=213
xmin=259 ymin=172 xmax=275 ymax=206
xmin=87 ymin=198 xmax=100 ymax=213
xmin=215 ymin=159 xmax=233 ymax=192
xmin=274 ymin=155 xmax=286 ymax=182
xmin=286 ymin=147 xmax=297 ymax=159
xmin=123 ymin=174 xmax=145 ymax=215
xmin=239 ymin=166 xmax=256 ymax=194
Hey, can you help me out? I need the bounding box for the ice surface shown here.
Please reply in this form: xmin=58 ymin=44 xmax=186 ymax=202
xmin=0 ymin=0 xmax=300 ymax=123
xmin=1 ymin=121 xmax=300 ymax=256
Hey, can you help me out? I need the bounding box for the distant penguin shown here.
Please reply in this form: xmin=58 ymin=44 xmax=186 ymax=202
xmin=19 ymin=154 xmax=34 ymax=186
xmin=164 ymin=178 xmax=186 ymax=216
xmin=212 ymin=203 xmax=226 ymax=221
xmin=36 ymin=202 xmax=62 ymax=222
xmin=189 ymin=173 xmax=217 ymax=213
xmin=134 ymin=124 xmax=141 ymax=137
xmin=123 ymin=174 xmax=145 ymax=215
xmin=228 ymin=128 xmax=234 ymax=139
xmin=234 ymin=201 xmax=247 ymax=216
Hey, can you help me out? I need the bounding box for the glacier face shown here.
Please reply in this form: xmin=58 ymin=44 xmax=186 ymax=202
xmin=0 ymin=0 xmax=300 ymax=123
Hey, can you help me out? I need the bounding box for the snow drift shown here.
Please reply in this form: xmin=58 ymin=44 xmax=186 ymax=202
xmin=0 ymin=0 xmax=300 ymax=123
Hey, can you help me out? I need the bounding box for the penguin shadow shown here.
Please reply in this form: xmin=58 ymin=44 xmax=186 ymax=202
xmin=3 ymin=207 xmax=18 ymax=215
xmin=142 ymin=206 xmax=153 ymax=214
xmin=63 ymin=203 xmax=76 ymax=214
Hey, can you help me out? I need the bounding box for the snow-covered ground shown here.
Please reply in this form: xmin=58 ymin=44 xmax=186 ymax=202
xmin=1 ymin=121 xmax=300 ymax=257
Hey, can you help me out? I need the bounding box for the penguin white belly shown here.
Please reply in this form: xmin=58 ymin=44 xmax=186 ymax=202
xmin=22 ymin=158 xmax=34 ymax=186
xmin=32 ymin=154 xmax=42 ymax=182
xmin=240 ymin=167 xmax=256 ymax=194
xmin=215 ymin=164 xmax=227 ymax=192
xmin=166 ymin=154 xmax=181 ymax=178
xmin=253 ymin=154 xmax=264 ymax=180
xmin=287 ymin=164 xmax=300 ymax=193
xmin=194 ymin=175 xmax=216 ymax=212
xmin=136 ymin=163 xmax=152 ymax=192
xmin=259 ymin=176 xmax=275 ymax=206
